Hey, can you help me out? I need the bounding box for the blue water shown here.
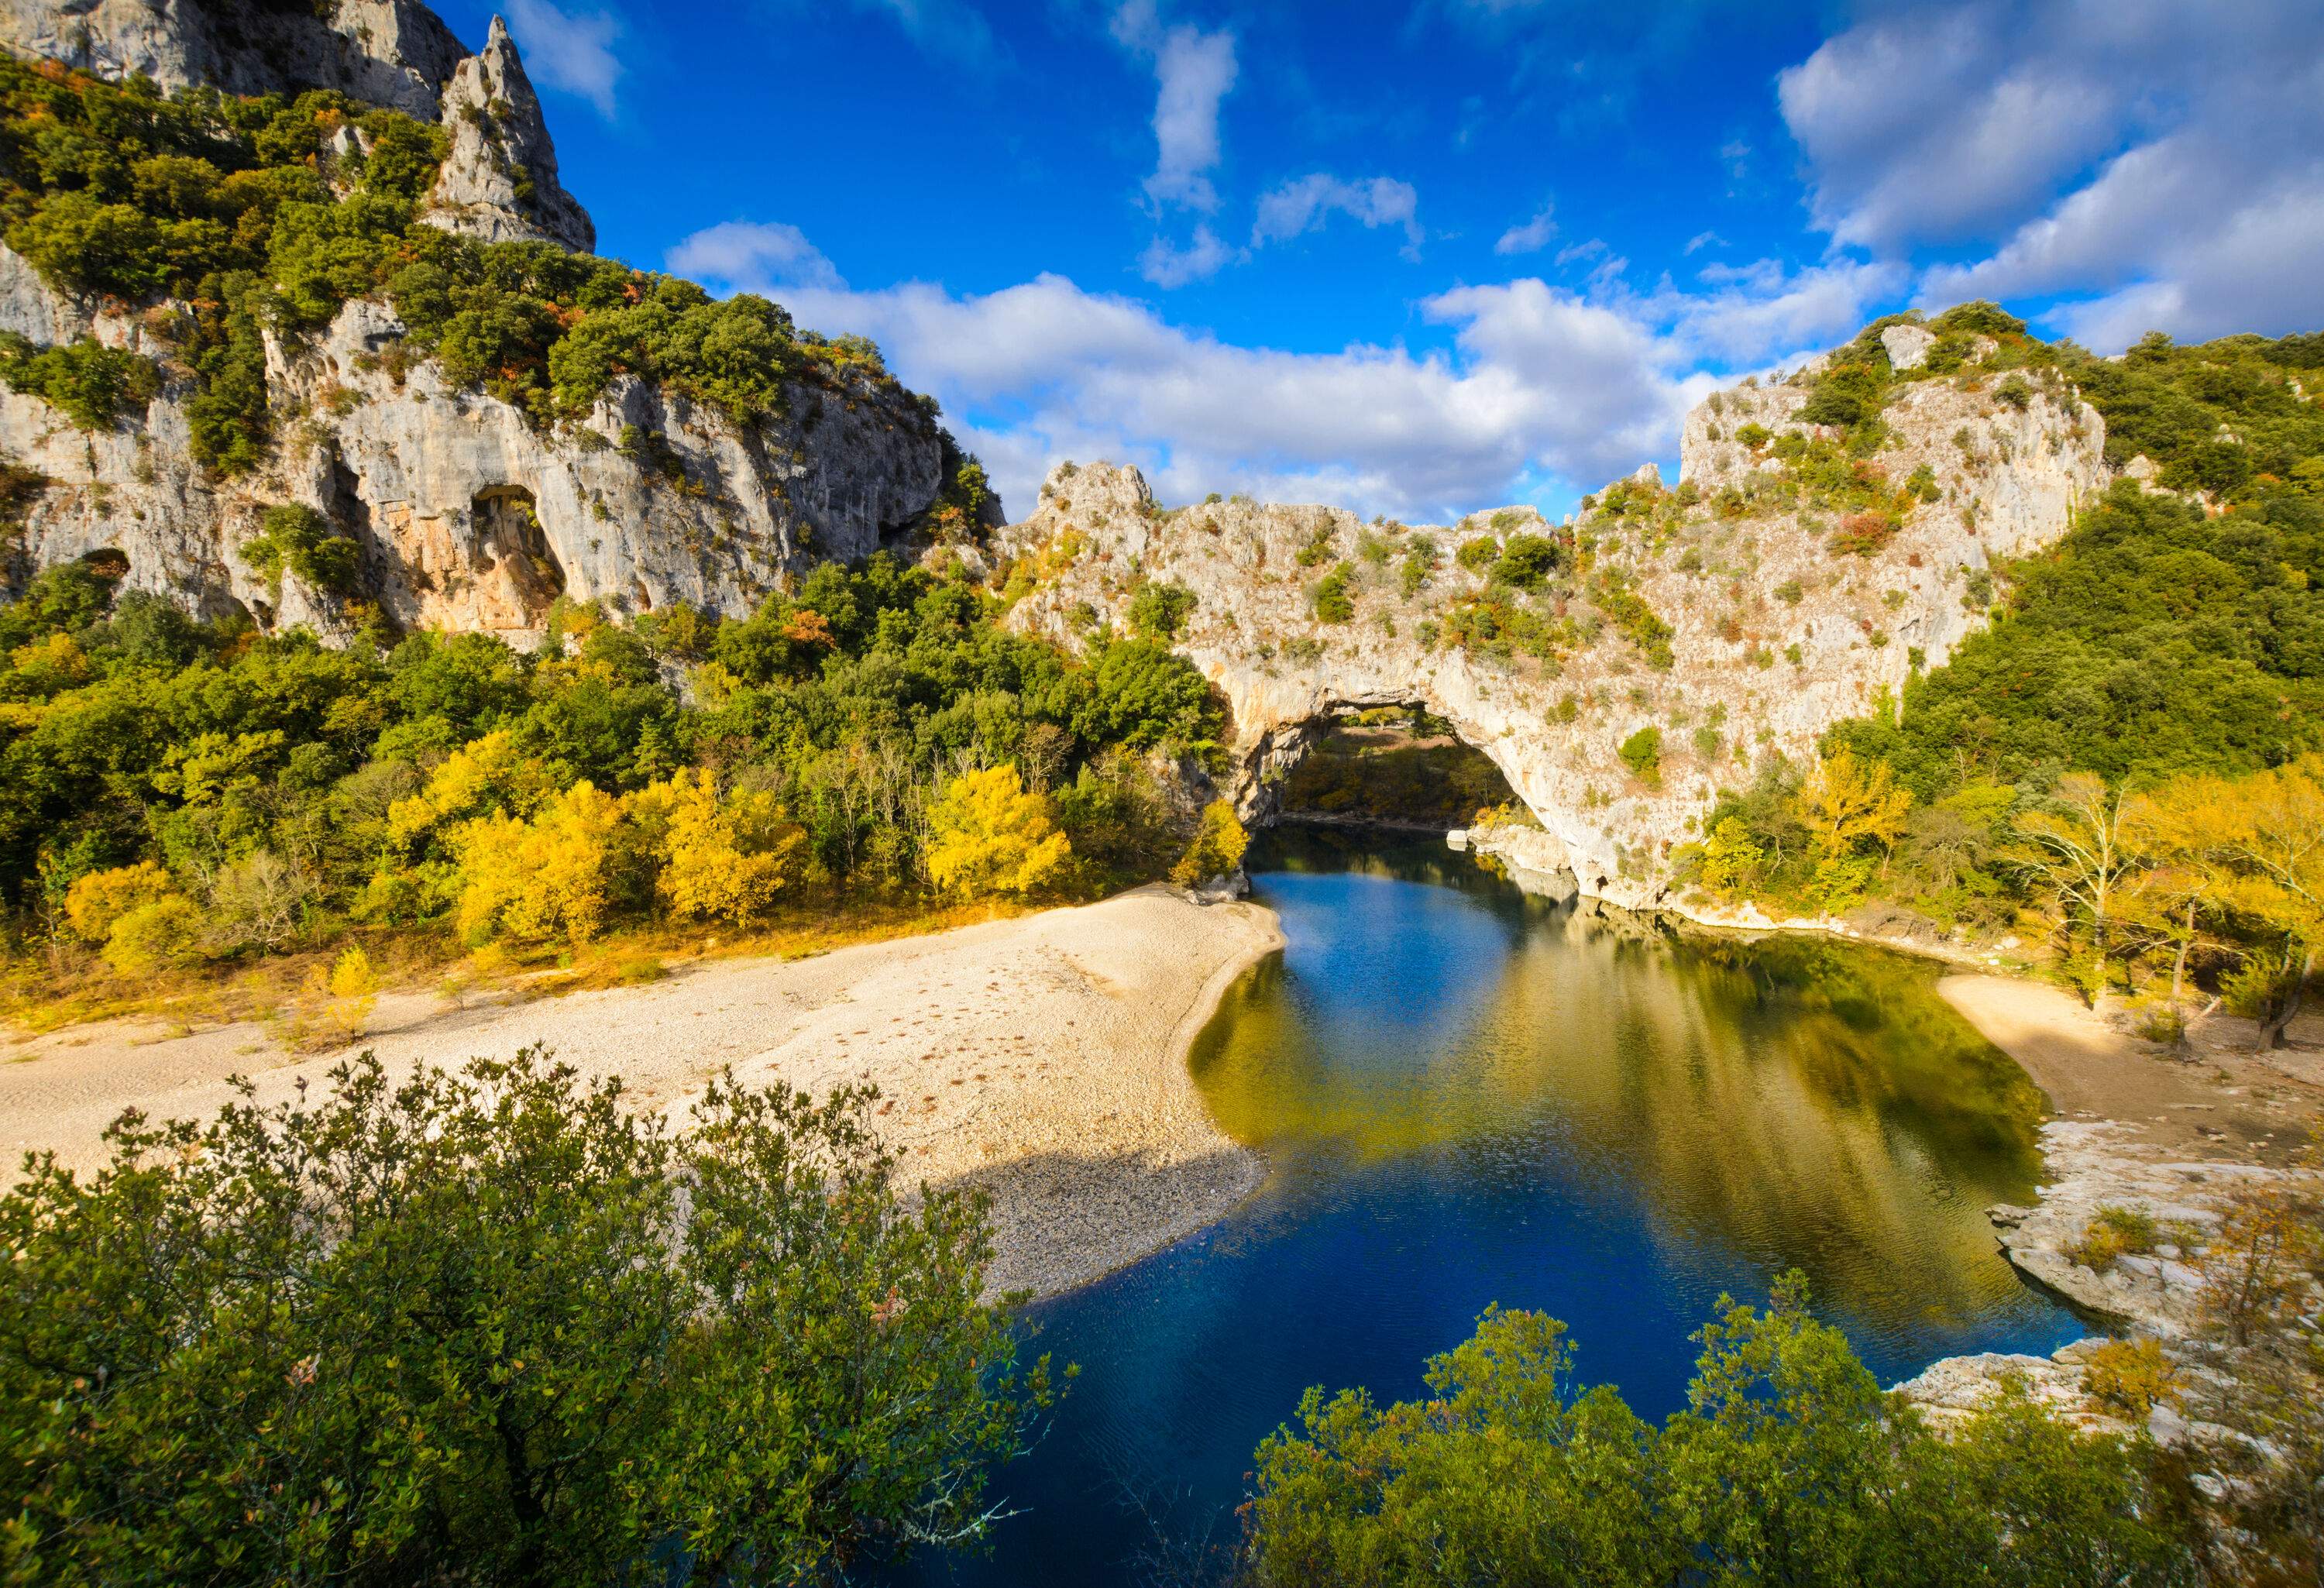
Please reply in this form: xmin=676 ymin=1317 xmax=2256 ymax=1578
xmin=904 ymin=830 xmax=2082 ymax=1586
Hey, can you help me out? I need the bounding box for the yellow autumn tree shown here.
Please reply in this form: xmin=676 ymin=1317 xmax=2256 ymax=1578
xmin=385 ymin=729 xmax=557 ymax=847
xmin=926 ymin=764 xmax=1071 ymax=898
xmin=630 ymin=768 xmax=807 ymax=926
xmin=452 ymin=781 xmax=629 ymax=945
xmin=1798 ymin=749 xmax=1913 ymax=860
xmin=63 ymin=861 xmax=175 ymax=944
xmin=1171 ymin=799 xmax=1248 ymax=887
xmin=2005 ymin=772 xmax=2137 ymax=973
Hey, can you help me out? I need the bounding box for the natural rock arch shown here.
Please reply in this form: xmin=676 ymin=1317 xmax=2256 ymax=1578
xmin=999 ymin=360 xmax=2106 ymax=912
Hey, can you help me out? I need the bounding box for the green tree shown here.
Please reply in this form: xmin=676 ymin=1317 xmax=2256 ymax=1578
xmin=0 ymin=1049 xmax=1053 ymax=1586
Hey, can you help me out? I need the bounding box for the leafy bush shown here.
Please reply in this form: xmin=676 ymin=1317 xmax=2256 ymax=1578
xmin=2070 ymin=1205 xmax=2161 ymax=1271
xmin=2082 ymin=1337 xmax=2178 ymax=1416
xmin=238 ymin=503 xmax=360 ymax=596
xmin=1171 ymin=799 xmax=1247 ymax=887
xmin=1312 ymin=562 xmax=1356 ymax=624
xmin=0 ymin=333 xmax=160 ymax=428
xmin=1128 ymin=579 xmax=1197 ymax=641
xmin=1491 ymin=532 xmax=1561 ymax=589
xmin=1243 ymin=1277 xmax=2198 ymax=1588
xmin=0 ymin=1049 xmax=1050 ymax=1583
xmin=1618 ymin=725 xmax=1662 ymax=783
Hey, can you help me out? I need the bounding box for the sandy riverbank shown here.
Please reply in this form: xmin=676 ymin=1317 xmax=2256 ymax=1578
xmin=0 ymin=885 xmax=1284 ymax=1299
xmin=1938 ymin=973 xmax=2321 ymax=1163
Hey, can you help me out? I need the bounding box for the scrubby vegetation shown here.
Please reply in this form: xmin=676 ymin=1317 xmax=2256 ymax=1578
xmin=1681 ymin=317 xmax=2323 ymax=1034
xmin=1243 ymin=1276 xmax=2204 ymax=1587
xmin=0 ymin=552 xmax=1223 ymax=1018
xmin=0 ymin=1046 xmax=1053 ymax=1584
xmin=0 ymin=53 xmax=963 ymax=489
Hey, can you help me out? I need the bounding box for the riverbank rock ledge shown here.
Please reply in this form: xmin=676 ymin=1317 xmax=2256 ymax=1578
xmin=999 ymin=350 xmax=2107 ymax=909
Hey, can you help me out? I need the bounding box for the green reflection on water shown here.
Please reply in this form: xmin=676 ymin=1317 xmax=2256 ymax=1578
xmin=1191 ymin=830 xmax=2052 ymax=1329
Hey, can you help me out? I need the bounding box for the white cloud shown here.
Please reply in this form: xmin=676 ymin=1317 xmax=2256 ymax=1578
xmin=665 ymin=222 xmax=845 ymax=293
xmin=1139 ymin=225 xmax=1236 ymax=287
xmin=1683 ymin=230 xmax=1722 ymax=255
xmin=1494 ymin=202 xmax=1556 ymax=256
xmin=1252 ymin=174 xmax=1422 ymax=253
xmin=667 ymin=217 xmax=1898 ymax=523
xmin=504 ymin=0 xmax=624 ymax=119
xmin=1112 ymin=2 xmax=1238 ymax=213
xmin=1778 ymin=0 xmax=2324 ymax=347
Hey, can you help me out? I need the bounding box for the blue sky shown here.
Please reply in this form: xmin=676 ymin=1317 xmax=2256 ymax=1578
xmin=435 ymin=0 xmax=2324 ymax=522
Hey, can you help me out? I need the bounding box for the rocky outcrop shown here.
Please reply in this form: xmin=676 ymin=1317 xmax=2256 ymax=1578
xmin=2 ymin=0 xmax=468 ymax=119
xmin=999 ymin=350 xmax=2108 ymax=910
xmin=0 ymin=248 xmax=948 ymax=634
xmin=424 ymin=15 xmax=593 ymax=252
xmin=5 ymin=2 xmax=595 ymax=251
xmin=0 ymin=2 xmax=966 ymax=630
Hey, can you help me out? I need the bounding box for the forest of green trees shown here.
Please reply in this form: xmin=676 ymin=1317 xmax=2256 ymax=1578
xmin=1676 ymin=317 xmax=2322 ymax=1037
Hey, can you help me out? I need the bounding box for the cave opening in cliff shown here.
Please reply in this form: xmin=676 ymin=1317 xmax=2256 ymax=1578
xmin=1273 ymin=704 xmax=1524 ymax=831
xmin=78 ymin=548 xmax=129 ymax=580
xmin=469 ymin=486 xmax=565 ymax=627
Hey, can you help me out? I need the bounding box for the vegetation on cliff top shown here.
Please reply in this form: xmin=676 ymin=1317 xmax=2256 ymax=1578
xmin=0 ymin=53 xmax=962 ymax=483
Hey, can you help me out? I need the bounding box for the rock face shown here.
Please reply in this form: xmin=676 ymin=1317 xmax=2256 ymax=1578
xmin=5 ymin=2 xmax=593 ymax=249
xmin=424 ymin=15 xmax=593 ymax=252
xmin=0 ymin=249 xmax=947 ymax=635
xmin=2 ymin=0 xmax=468 ymax=118
xmin=0 ymin=2 xmax=956 ymax=630
xmin=1000 ymin=353 xmax=2108 ymax=910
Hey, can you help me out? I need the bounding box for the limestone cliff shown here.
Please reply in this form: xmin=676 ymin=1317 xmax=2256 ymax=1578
xmin=0 ymin=1 xmax=951 ymax=631
xmin=999 ymin=345 xmax=2109 ymax=911
xmin=0 ymin=248 xmax=947 ymax=636
xmin=4 ymin=2 xmax=590 ymax=250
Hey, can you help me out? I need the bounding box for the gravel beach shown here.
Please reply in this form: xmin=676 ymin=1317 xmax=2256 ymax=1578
xmin=1 ymin=886 xmax=1286 ymax=1299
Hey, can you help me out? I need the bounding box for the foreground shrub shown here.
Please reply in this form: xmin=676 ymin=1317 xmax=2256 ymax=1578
xmin=0 ymin=1048 xmax=1052 ymax=1586
xmin=1243 ymin=1276 xmax=2199 ymax=1588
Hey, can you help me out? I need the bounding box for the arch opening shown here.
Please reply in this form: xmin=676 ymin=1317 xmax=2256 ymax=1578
xmin=1267 ymin=703 xmax=1525 ymax=833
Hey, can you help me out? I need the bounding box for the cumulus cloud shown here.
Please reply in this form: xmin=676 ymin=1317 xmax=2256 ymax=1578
xmin=1494 ymin=202 xmax=1556 ymax=256
xmin=665 ymin=216 xmax=1900 ymax=522
xmin=1139 ymin=225 xmax=1236 ymax=287
xmin=1112 ymin=2 xmax=1238 ymax=213
xmin=1779 ymin=0 xmax=2324 ymax=347
xmin=1252 ymin=174 xmax=1422 ymax=253
xmin=665 ymin=221 xmax=845 ymax=293
xmin=504 ymin=0 xmax=624 ymax=119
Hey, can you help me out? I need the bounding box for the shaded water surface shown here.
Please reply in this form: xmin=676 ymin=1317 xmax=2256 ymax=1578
xmin=907 ymin=830 xmax=2078 ymax=1586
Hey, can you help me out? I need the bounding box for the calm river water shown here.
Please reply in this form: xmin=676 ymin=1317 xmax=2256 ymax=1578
xmin=904 ymin=829 xmax=2080 ymax=1586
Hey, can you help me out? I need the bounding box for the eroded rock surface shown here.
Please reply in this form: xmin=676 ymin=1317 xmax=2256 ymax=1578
xmin=999 ymin=351 xmax=2106 ymax=909
xmin=425 ymin=15 xmax=593 ymax=252
xmin=0 ymin=254 xmax=948 ymax=634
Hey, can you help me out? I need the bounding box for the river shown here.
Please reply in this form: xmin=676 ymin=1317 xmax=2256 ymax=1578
xmin=904 ymin=828 xmax=2081 ymax=1585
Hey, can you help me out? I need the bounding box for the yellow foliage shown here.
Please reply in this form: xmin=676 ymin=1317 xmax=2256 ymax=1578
xmin=386 ymin=730 xmax=556 ymax=846
xmin=64 ymin=861 xmax=174 ymax=944
xmin=1697 ymin=817 xmax=1767 ymax=897
xmin=1799 ymin=749 xmax=1911 ymax=858
xmin=304 ymin=944 xmax=380 ymax=1041
xmin=926 ymin=764 xmax=1071 ymax=898
xmin=101 ymin=895 xmax=205 ymax=974
xmin=2081 ymin=1338 xmax=2178 ymax=1416
xmin=452 ymin=781 xmax=627 ymax=945
xmin=631 ymin=768 xmax=806 ymax=926
xmin=1171 ymin=799 xmax=1249 ymax=887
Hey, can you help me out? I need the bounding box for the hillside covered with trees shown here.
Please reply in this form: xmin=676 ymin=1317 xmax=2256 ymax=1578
xmin=1674 ymin=314 xmax=2322 ymax=1037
